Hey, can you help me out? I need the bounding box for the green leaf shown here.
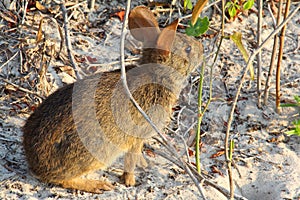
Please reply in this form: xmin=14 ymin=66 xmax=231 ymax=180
xmin=186 ymin=16 xmax=209 ymax=36
xmin=230 ymin=32 xmax=254 ymax=80
xmin=225 ymin=1 xmax=233 ymax=9
xmin=282 ymin=95 xmax=300 ymax=137
xmin=229 ymin=140 xmax=234 ymax=160
xmin=243 ymin=0 xmax=255 ymax=10
xmin=280 ymin=103 xmax=299 ymax=107
xmin=295 ymin=121 xmax=300 ymax=134
xmin=191 ymin=0 xmax=209 ymax=25
xmin=281 ymin=95 xmax=300 ymax=108
xmin=294 ymin=95 xmax=300 ymax=104
xmin=285 ymin=119 xmax=300 ymax=136
xmin=184 ymin=0 xmax=193 ymax=10
xmin=228 ymin=6 xmax=237 ymax=18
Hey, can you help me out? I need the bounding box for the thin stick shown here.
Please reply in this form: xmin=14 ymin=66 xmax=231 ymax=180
xmin=120 ymin=1 xmax=206 ymax=198
xmin=195 ymin=61 xmax=205 ymax=173
xmin=187 ymin=163 xmax=248 ymax=200
xmin=276 ymin=0 xmax=291 ymax=113
xmin=264 ymin=1 xmax=282 ymax=105
xmin=220 ymin=0 xmax=234 ymax=198
xmin=89 ymin=0 xmax=95 ymax=10
xmin=267 ymin=2 xmax=277 ymax=27
xmin=1 ymin=78 xmax=44 ymax=99
xmin=60 ymin=2 xmax=83 ymax=79
xmin=224 ymin=4 xmax=299 ymax=199
xmin=145 ymin=144 xmax=248 ymax=200
xmin=221 ymin=0 xmax=225 ymax=37
xmin=21 ymin=0 xmax=28 ymax=25
xmin=0 ymin=51 xmax=19 ymax=70
xmin=88 ymin=57 xmax=139 ymax=67
xmin=120 ymin=1 xmax=175 ymax=164
xmin=226 ymin=4 xmax=300 ymax=154
xmin=256 ymin=0 xmax=263 ymax=108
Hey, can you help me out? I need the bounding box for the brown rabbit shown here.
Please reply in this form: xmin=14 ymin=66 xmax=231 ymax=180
xmin=23 ymin=6 xmax=203 ymax=193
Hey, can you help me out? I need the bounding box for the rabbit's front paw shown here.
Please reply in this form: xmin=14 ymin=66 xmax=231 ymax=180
xmin=121 ymin=172 xmax=135 ymax=186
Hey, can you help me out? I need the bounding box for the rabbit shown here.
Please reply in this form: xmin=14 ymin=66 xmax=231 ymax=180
xmin=23 ymin=6 xmax=203 ymax=193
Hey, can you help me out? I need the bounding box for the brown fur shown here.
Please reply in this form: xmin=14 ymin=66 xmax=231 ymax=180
xmin=23 ymin=6 xmax=203 ymax=193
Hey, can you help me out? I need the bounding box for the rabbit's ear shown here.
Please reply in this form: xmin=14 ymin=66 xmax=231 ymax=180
xmin=129 ymin=6 xmax=160 ymax=44
xmin=156 ymin=19 xmax=179 ymax=55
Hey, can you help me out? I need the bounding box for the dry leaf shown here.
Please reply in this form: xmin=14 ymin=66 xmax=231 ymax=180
xmin=230 ymin=32 xmax=254 ymax=80
xmin=267 ymin=135 xmax=285 ymax=143
xmin=211 ymin=165 xmax=224 ymax=176
xmin=56 ymin=65 xmax=76 ymax=78
xmin=36 ymin=19 xmax=44 ymax=43
xmin=86 ymin=56 xmax=97 ymax=63
xmin=4 ymin=84 xmax=17 ymax=92
xmin=210 ymin=150 xmax=225 ymax=158
xmin=188 ymin=148 xmax=195 ymax=157
xmin=0 ymin=11 xmax=17 ymax=24
xmin=111 ymin=10 xmax=125 ymax=21
xmin=26 ymin=0 xmax=37 ymax=11
xmin=145 ymin=149 xmax=156 ymax=158
xmin=35 ymin=1 xmax=48 ymax=13
xmin=74 ymin=55 xmax=86 ymax=63
xmin=191 ymin=0 xmax=209 ymax=26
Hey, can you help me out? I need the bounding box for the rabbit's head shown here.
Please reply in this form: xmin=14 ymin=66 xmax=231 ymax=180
xmin=128 ymin=6 xmax=203 ymax=77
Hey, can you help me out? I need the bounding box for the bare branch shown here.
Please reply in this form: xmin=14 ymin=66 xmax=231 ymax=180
xmin=60 ymin=1 xmax=84 ymax=79
xmin=224 ymin=4 xmax=300 ymax=199
xmin=256 ymin=0 xmax=263 ymax=108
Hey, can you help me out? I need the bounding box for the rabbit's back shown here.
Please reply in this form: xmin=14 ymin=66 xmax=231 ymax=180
xmin=23 ymin=67 xmax=179 ymax=182
xmin=23 ymin=74 xmax=104 ymax=182
xmin=23 ymin=5 xmax=203 ymax=191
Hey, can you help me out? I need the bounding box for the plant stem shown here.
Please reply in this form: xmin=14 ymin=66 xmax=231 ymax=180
xmin=276 ymin=0 xmax=291 ymax=113
xmin=263 ymin=0 xmax=282 ymax=105
xmin=196 ymin=61 xmax=205 ymax=173
xmin=256 ymin=0 xmax=263 ymax=108
xmin=224 ymin=3 xmax=300 ymax=200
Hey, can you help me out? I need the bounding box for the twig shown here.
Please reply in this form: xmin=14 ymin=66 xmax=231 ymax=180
xmin=165 ymin=125 xmax=191 ymax=163
xmin=145 ymin=144 xmax=248 ymax=200
xmin=120 ymin=0 xmax=169 ymax=171
xmin=220 ymin=0 xmax=235 ymax=198
xmin=66 ymin=1 xmax=86 ymax=11
xmin=267 ymin=2 xmax=277 ymax=27
xmin=221 ymin=0 xmax=225 ymax=37
xmin=120 ymin=1 xmax=206 ymax=198
xmin=187 ymin=163 xmax=248 ymax=200
xmin=0 ymin=51 xmax=20 ymax=70
xmin=88 ymin=57 xmax=139 ymax=67
xmin=183 ymin=121 xmax=197 ymax=137
xmin=176 ymin=106 xmax=186 ymax=130
xmin=1 ymin=78 xmax=44 ymax=99
xmin=21 ymin=0 xmax=28 ymax=25
xmin=89 ymin=0 xmax=95 ymax=10
xmin=196 ymin=61 xmax=205 ymax=173
xmin=276 ymin=0 xmax=291 ymax=113
xmin=256 ymin=0 xmax=263 ymax=108
xmin=224 ymin=4 xmax=299 ymax=199
xmin=60 ymin=1 xmax=84 ymax=79
xmin=264 ymin=1 xmax=282 ymax=105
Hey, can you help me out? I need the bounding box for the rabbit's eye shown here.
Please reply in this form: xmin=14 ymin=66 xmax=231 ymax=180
xmin=185 ymin=45 xmax=192 ymax=54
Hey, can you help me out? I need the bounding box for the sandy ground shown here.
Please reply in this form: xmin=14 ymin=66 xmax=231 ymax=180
xmin=0 ymin=1 xmax=299 ymax=199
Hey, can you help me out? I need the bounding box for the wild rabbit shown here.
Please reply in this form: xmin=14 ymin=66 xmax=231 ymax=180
xmin=23 ymin=6 xmax=203 ymax=193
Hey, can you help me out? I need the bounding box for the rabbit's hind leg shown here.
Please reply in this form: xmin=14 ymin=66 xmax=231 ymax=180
xmin=56 ymin=177 xmax=115 ymax=193
xmin=50 ymin=161 xmax=115 ymax=193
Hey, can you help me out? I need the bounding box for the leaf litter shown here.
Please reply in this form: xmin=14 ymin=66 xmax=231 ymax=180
xmin=0 ymin=0 xmax=299 ymax=199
